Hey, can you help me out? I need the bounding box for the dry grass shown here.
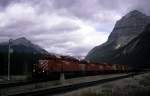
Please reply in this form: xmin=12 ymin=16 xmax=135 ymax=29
xmin=80 ymin=74 xmax=150 ymax=96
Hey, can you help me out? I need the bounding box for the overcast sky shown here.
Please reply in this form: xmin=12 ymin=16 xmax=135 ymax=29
xmin=0 ymin=0 xmax=150 ymax=57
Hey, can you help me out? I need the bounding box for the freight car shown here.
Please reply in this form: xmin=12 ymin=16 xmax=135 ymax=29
xmin=33 ymin=54 xmax=129 ymax=79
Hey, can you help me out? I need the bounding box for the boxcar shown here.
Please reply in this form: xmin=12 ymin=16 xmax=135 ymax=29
xmin=98 ymin=64 xmax=105 ymax=72
xmin=103 ymin=64 xmax=113 ymax=73
xmin=62 ymin=61 xmax=80 ymax=72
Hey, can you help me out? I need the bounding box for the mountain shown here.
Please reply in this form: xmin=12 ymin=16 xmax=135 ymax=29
xmin=0 ymin=37 xmax=48 ymax=54
xmin=85 ymin=10 xmax=150 ymax=66
xmin=0 ymin=37 xmax=48 ymax=75
xmin=105 ymin=23 xmax=150 ymax=68
xmin=108 ymin=10 xmax=150 ymax=47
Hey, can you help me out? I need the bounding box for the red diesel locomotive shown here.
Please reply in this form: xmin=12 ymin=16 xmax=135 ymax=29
xmin=34 ymin=54 xmax=128 ymax=79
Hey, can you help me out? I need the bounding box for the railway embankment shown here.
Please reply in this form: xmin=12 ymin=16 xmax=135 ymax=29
xmin=0 ymin=73 xmax=128 ymax=96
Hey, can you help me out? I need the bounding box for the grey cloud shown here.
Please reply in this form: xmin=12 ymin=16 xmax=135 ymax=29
xmin=0 ymin=0 xmax=12 ymax=7
xmin=130 ymin=0 xmax=150 ymax=15
xmin=50 ymin=0 xmax=150 ymax=20
xmin=51 ymin=0 xmax=76 ymax=9
xmin=50 ymin=22 xmax=80 ymax=32
xmin=0 ymin=0 xmax=150 ymax=56
xmin=0 ymin=0 xmax=25 ymax=9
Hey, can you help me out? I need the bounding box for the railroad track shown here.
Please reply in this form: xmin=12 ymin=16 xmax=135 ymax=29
xmin=0 ymin=79 xmax=48 ymax=89
xmin=10 ymin=73 xmax=142 ymax=96
xmin=0 ymin=76 xmax=63 ymax=89
xmin=0 ymin=73 xmax=129 ymax=89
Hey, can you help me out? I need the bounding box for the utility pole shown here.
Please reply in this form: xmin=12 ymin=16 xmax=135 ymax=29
xmin=60 ymin=62 xmax=65 ymax=84
xmin=8 ymin=39 xmax=13 ymax=80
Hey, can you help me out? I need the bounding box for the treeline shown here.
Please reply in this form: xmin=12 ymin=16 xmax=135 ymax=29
xmin=0 ymin=52 xmax=41 ymax=75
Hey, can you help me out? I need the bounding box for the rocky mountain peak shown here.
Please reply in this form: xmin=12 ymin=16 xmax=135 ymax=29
xmin=85 ymin=10 xmax=150 ymax=64
xmin=123 ymin=10 xmax=146 ymax=19
xmin=107 ymin=10 xmax=150 ymax=48
xmin=0 ymin=37 xmax=48 ymax=54
xmin=12 ymin=37 xmax=32 ymax=46
xmin=15 ymin=37 xmax=28 ymax=41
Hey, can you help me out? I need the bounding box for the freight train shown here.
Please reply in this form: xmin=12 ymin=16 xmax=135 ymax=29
xmin=33 ymin=54 xmax=129 ymax=79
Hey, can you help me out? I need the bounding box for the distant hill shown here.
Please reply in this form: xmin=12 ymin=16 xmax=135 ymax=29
xmin=0 ymin=37 xmax=48 ymax=75
xmin=85 ymin=10 xmax=150 ymax=68
xmin=0 ymin=37 xmax=48 ymax=54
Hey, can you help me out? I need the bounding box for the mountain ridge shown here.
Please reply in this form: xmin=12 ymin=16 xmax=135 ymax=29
xmin=0 ymin=37 xmax=48 ymax=54
xmin=85 ymin=10 xmax=150 ymax=67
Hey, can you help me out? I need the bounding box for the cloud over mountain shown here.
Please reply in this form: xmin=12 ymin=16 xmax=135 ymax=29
xmin=0 ymin=0 xmax=149 ymax=56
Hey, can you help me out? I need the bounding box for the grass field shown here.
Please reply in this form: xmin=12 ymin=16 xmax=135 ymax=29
xmin=81 ymin=73 xmax=150 ymax=96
